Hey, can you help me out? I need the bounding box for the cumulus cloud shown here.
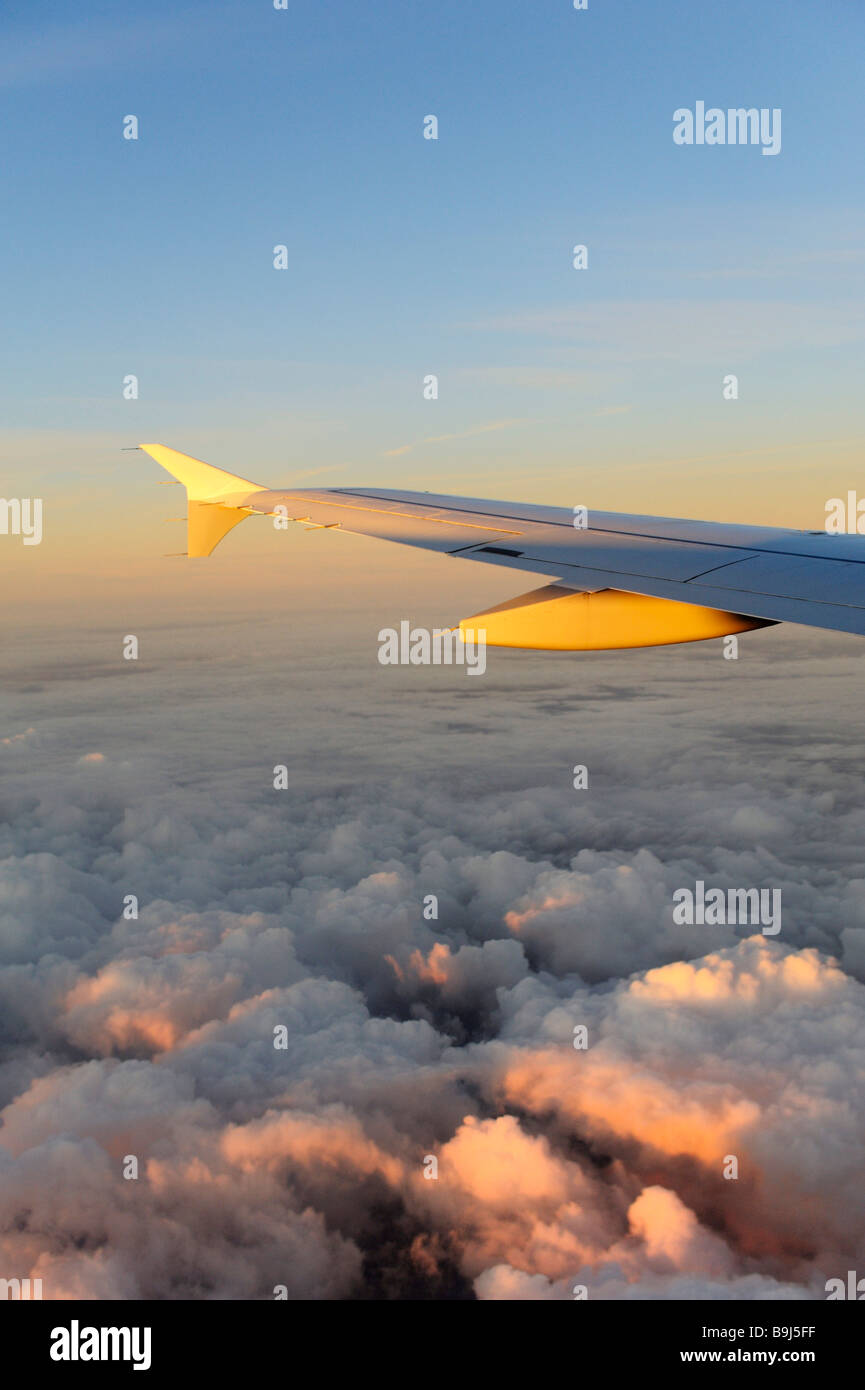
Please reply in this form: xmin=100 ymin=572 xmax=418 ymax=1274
xmin=1 ymin=615 xmax=864 ymax=1298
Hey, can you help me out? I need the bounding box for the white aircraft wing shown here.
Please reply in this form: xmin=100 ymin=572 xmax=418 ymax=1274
xmin=139 ymin=443 xmax=865 ymax=650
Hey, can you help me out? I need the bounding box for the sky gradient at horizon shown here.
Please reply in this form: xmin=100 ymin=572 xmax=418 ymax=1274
xmin=2 ymin=0 xmax=864 ymax=606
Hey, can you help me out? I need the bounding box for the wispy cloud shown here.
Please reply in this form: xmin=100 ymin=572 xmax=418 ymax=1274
xmin=285 ymin=463 xmax=347 ymax=483
xmin=468 ymin=299 xmax=865 ymax=364
xmin=383 ymin=418 xmax=533 ymax=458
xmin=0 ymin=11 xmax=219 ymax=89
xmin=686 ymin=248 xmax=865 ymax=281
xmin=458 ymin=366 xmax=618 ymax=393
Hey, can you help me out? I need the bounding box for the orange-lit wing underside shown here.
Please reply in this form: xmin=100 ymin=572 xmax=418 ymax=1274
xmin=458 ymin=583 xmax=774 ymax=651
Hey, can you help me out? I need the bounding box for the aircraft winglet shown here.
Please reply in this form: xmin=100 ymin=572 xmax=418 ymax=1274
xmin=139 ymin=443 xmax=266 ymax=557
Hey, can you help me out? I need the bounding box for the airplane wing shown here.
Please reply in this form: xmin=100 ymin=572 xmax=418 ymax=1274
xmin=139 ymin=443 xmax=865 ymax=650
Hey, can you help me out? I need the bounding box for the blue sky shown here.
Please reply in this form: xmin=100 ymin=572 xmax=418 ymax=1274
xmin=1 ymin=0 xmax=863 ymax=529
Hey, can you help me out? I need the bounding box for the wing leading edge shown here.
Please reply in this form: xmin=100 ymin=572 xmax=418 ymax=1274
xmin=140 ymin=444 xmax=865 ymax=648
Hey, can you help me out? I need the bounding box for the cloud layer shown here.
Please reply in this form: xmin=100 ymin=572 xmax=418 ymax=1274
xmin=1 ymin=615 xmax=864 ymax=1298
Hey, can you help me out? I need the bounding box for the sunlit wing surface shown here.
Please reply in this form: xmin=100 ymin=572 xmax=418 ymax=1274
xmin=139 ymin=443 xmax=865 ymax=650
